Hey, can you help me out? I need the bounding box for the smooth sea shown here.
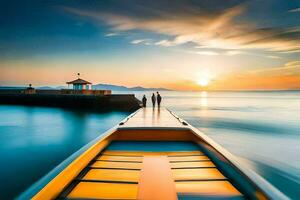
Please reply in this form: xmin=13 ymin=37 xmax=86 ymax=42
xmin=0 ymin=91 xmax=299 ymax=199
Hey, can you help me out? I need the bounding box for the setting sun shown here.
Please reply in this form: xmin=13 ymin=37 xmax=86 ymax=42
xmin=196 ymin=70 xmax=214 ymax=87
xmin=197 ymin=78 xmax=210 ymax=87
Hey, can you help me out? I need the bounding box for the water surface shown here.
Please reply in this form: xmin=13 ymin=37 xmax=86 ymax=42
xmin=0 ymin=106 xmax=129 ymax=199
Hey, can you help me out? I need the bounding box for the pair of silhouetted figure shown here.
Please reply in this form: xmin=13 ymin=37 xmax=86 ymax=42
xmin=142 ymin=92 xmax=162 ymax=107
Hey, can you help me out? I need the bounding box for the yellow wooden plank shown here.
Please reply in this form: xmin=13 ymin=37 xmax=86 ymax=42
xmin=103 ymin=150 xmax=202 ymax=156
xmin=169 ymin=155 xmax=209 ymax=162
xmin=176 ymin=181 xmax=242 ymax=197
xmin=170 ymin=161 xmax=215 ymax=169
xmin=172 ymin=168 xmax=226 ymax=180
xmin=82 ymin=169 xmax=140 ymax=182
xmin=67 ymin=182 xmax=138 ymax=199
xmin=138 ymin=156 xmax=178 ymax=200
xmin=96 ymin=155 xmax=143 ymax=162
xmin=102 ymin=150 xmax=144 ymax=156
xmin=92 ymin=161 xmax=142 ymax=169
xmin=167 ymin=151 xmax=203 ymax=156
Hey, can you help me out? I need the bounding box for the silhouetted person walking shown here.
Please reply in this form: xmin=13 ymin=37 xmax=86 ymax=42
xmin=151 ymin=93 xmax=156 ymax=107
xmin=157 ymin=92 xmax=162 ymax=107
xmin=142 ymin=95 xmax=147 ymax=107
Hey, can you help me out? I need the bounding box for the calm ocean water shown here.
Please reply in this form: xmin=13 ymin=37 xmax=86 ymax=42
xmin=0 ymin=91 xmax=300 ymax=199
xmin=0 ymin=106 xmax=129 ymax=199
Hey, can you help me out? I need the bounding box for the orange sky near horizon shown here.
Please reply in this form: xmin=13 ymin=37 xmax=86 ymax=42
xmin=1 ymin=60 xmax=300 ymax=91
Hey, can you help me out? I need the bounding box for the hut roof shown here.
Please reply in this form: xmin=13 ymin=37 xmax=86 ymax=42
xmin=66 ymin=78 xmax=92 ymax=85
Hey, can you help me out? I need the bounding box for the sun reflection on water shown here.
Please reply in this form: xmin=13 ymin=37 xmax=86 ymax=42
xmin=200 ymin=91 xmax=208 ymax=108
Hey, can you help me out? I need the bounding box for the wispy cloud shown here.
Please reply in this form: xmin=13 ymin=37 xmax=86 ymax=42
xmin=194 ymin=51 xmax=219 ymax=56
xmin=186 ymin=49 xmax=282 ymax=59
xmin=130 ymin=39 xmax=150 ymax=45
xmin=105 ymin=32 xmax=119 ymax=37
xmin=266 ymin=55 xmax=281 ymax=59
xmin=285 ymin=61 xmax=300 ymax=68
xmin=249 ymin=61 xmax=300 ymax=75
xmin=155 ymin=40 xmax=174 ymax=47
xmin=224 ymin=50 xmax=245 ymax=56
xmin=279 ymin=49 xmax=300 ymax=53
xmin=63 ymin=2 xmax=300 ymax=53
xmin=289 ymin=8 xmax=300 ymax=12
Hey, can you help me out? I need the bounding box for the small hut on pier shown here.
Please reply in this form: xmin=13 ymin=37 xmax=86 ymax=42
xmin=66 ymin=78 xmax=92 ymax=90
xmin=63 ymin=74 xmax=111 ymax=95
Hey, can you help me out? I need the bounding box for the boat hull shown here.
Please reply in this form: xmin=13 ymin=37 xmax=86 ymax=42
xmin=18 ymin=108 xmax=287 ymax=200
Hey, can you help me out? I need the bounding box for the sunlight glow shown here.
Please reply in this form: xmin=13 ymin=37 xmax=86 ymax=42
xmin=197 ymin=70 xmax=214 ymax=87
xmin=198 ymin=78 xmax=210 ymax=87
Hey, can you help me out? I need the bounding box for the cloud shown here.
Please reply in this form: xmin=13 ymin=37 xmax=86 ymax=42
xmin=155 ymin=40 xmax=174 ymax=47
xmin=289 ymin=8 xmax=300 ymax=12
xmin=195 ymin=51 xmax=219 ymax=56
xmin=279 ymin=49 xmax=300 ymax=54
xmin=232 ymin=27 xmax=300 ymax=52
xmin=105 ymin=32 xmax=119 ymax=37
xmin=249 ymin=60 xmax=300 ymax=76
xmin=187 ymin=49 xmax=282 ymax=58
xmin=184 ymin=49 xmax=220 ymax=56
xmin=63 ymin=2 xmax=300 ymax=53
xmin=285 ymin=61 xmax=300 ymax=68
xmin=224 ymin=50 xmax=245 ymax=56
xmin=130 ymin=39 xmax=150 ymax=44
xmin=266 ymin=55 xmax=281 ymax=59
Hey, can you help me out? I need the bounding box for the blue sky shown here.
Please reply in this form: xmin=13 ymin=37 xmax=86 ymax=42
xmin=1 ymin=0 xmax=300 ymax=90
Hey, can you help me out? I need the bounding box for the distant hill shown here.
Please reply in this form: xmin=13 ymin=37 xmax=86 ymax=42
xmin=92 ymin=84 xmax=172 ymax=91
xmin=36 ymin=86 xmax=56 ymax=90
xmin=37 ymin=86 xmax=67 ymax=90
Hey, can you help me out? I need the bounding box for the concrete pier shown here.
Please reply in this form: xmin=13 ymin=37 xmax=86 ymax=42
xmin=0 ymin=93 xmax=142 ymax=112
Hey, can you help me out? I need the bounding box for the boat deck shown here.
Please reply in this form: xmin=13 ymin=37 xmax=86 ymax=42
xmin=58 ymin=141 xmax=242 ymax=199
xmin=120 ymin=108 xmax=185 ymax=129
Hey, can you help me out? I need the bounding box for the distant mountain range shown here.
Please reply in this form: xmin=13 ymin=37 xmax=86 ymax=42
xmin=0 ymin=84 xmax=172 ymax=91
xmin=92 ymin=84 xmax=171 ymax=91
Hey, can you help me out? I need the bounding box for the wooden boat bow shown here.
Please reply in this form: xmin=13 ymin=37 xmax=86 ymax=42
xmin=18 ymin=108 xmax=288 ymax=200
